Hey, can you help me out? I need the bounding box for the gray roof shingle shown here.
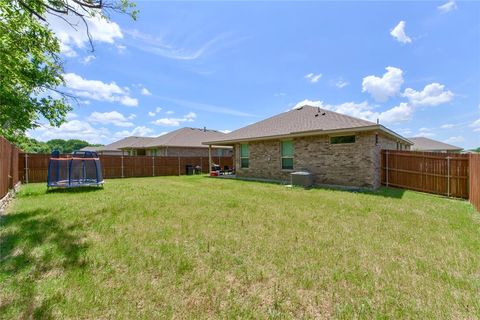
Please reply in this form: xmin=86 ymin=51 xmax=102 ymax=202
xmin=101 ymin=127 xmax=227 ymax=150
xmin=204 ymin=105 xmax=409 ymax=144
xmin=408 ymin=137 xmax=463 ymax=151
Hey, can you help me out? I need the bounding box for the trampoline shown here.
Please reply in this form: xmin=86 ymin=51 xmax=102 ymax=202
xmin=47 ymin=150 xmax=104 ymax=188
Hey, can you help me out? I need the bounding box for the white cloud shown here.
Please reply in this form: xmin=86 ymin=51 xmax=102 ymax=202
xmin=441 ymin=123 xmax=455 ymax=129
xmin=119 ymin=96 xmax=138 ymax=107
xmin=325 ymin=101 xmax=379 ymax=122
xmin=293 ymin=99 xmax=323 ymax=109
xmin=114 ymin=126 xmax=156 ymax=139
xmin=219 ymin=130 xmax=232 ymax=134
xmin=293 ymin=99 xmax=412 ymax=124
xmin=403 ymin=83 xmax=453 ymax=107
xmin=116 ymin=44 xmax=127 ymax=54
xmin=125 ymin=29 xmax=226 ymax=60
xmin=148 ymin=107 xmax=162 ymax=117
xmin=88 ymin=111 xmax=134 ymax=127
xmin=152 ymin=112 xmax=197 ymax=127
xmin=378 ymin=103 xmax=413 ymax=124
xmin=165 ymin=110 xmax=174 ymax=115
xmin=444 ymin=136 xmax=464 ymax=144
xmin=66 ymin=112 xmax=78 ymax=120
xmin=362 ymin=67 xmax=404 ymax=102
xmin=127 ymin=114 xmax=136 ymax=120
xmin=416 ymin=127 xmax=436 ymax=138
xmin=335 ymin=80 xmax=349 ymax=88
xmin=438 ymin=1 xmax=457 ymax=13
xmin=30 ymin=120 xmax=110 ymax=144
xmin=390 ymin=21 xmax=412 ymax=44
xmin=305 ymin=73 xmax=322 ymax=83
xmin=470 ymin=118 xmax=480 ymax=132
xmin=47 ymin=7 xmax=123 ymax=57
xmin=81 ymin=55 xmax=96 ymax=65
xmin=64 ymin=73 xmax=138 ymax=107
xmin=141 ymin=87 xmax=152 ymax=96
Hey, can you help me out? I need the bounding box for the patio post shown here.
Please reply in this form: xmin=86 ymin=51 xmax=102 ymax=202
xmin=208 ymin=145 xmax=212 ymax=174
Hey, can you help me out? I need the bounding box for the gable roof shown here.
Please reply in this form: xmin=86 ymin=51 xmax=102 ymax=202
xmin=102 ymin=136 xmax=156 ymax=150
xmin=142 ymin=127 xmax=227 ymax=148
xmin=204 ymin=105 xmax=411 ymax=145
xmin=101 ymin=127 xmax=227 ymax=151
xmin=409 ymin=137 xmax=463 ymax=151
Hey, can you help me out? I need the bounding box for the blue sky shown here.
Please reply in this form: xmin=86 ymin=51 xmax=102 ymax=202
xmin=29 ymin=1 xmax=480 ymax=149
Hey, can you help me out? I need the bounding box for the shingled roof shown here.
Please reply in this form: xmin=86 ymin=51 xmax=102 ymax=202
xmin=102 ymin=136 xmax=156 ymax=150
xmin=142 ymin=127 xmax=226 ymax=148
xmin=101 ymin=127 xmax=227 ymax=150
xmin=204 ymin=105 xmax=410 ymax=145
xmin=409 ymin=137 xmax=463 ymax=152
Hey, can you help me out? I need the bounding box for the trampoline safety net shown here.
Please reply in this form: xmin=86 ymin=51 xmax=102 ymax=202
xmin=47 ymin=150 xmax=104 ymax=188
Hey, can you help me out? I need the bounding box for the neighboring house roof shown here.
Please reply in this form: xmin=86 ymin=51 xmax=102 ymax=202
xmin=408 ymin=137 xmax=463 ymax=152
xmin=142 ymin=127 xmax=227 ymax=148
xmin=204 ymin=105 xmax=411 ymax=145
xmin=102 ymin=136 xmax=156 ymax=150
xmin=79 ymin=146 xmax=103 ymax=152
xmin=101 ymin=127 xmax=228 ymax=150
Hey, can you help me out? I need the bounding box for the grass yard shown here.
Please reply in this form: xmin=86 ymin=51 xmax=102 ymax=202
xmin=1 ymin=176 xmax=479 ymax=319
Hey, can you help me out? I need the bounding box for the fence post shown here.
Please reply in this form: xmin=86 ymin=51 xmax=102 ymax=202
xmin=121 ymin=154 xmax=124 ymax=178
xmin=24 ymin=153 xmax=29 ymax=184
xmin=152 ymin=156 xmax=155 ymax=176
xmin=178 ymin=156 xmax=180 ymax=176
xmin=447 ymin=156 xmax=451 ymax=197
xmin=385 ymin=151 xmax=389 ymax=187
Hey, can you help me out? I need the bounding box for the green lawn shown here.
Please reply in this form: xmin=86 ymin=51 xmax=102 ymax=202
xmin=1 ymin=176 xmax=479 ymax=319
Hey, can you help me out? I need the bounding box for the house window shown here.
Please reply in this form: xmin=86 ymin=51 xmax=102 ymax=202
xmin=240 ymin=144 xmax=249 ymax=168
xmin=330 ymin=135 xmax=356 ymax=144
xmin=281 ymin=140 xmax=294 ymax=170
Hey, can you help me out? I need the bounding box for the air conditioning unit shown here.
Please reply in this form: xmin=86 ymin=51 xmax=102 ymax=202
xmin=290 ymin=171 xmax=314 ymax=188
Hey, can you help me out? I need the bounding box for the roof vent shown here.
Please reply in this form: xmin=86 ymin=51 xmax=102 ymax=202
xmin=203 ymin=126 xmax=206 ymax=132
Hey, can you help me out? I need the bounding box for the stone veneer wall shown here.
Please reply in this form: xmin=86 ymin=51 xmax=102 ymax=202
xmin=234 ymin=131 xmax=402 ymax=189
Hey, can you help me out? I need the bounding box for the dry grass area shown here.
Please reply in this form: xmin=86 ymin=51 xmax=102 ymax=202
xmin=1 ymin=176 xmax=479 ymax=319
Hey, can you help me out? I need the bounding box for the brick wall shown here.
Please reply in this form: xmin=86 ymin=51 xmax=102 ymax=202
xmin=146 ymin=147 xmax=232 ymax=157
xmin=235 ymin=131 xmax=401 ymax=189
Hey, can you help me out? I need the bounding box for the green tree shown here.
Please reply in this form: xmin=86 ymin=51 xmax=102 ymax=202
xmin=15 ymin=136 xmax=49 ymax=153
xmin=64 ymin=139 xmax=90 ymax=153
xmin=0 ymin=0 xmax=137 ymax=143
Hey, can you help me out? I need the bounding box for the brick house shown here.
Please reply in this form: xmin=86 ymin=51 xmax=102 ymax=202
xmin=98 ymin=127 xmax=232 ymax=157
xmin=204 ymin=105 xmax=412 ymax=189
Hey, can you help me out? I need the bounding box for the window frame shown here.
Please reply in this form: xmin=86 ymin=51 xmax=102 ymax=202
xmin=330 ymin=135 xmax=356 ymax=145
xmin=240 ymin=143 xmax=249 ymax=169
xmin=280 ymin=140 xmax=294 ymax=170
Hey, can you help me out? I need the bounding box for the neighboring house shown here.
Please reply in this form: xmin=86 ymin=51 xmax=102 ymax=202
xmin=98 ymin=127 xmax=232 ymax=157
xmin=203 ymin=105 xmax=412 ymax=189
xmin=408 ymin=137 xmax=463 ymax=153
xmin=79 ymin=146 xmax=123 ymax=156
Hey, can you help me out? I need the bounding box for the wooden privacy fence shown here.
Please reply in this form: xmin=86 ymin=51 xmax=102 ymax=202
xmin=18 ymin=153 xmax=233 ymax=183
xmin=469 ymin=153 xmax=480 ymax=212
xmin=0 ymin=137 xmax=20 ymax=199
xmin=381 ymin=150 xmax=470 ymax=199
